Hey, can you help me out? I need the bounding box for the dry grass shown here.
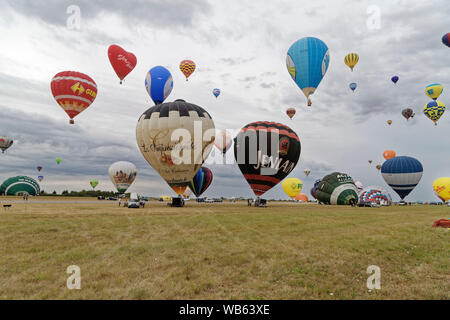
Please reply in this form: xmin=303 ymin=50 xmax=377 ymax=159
xmin=0 ymin=199 xmax=448 ymax=299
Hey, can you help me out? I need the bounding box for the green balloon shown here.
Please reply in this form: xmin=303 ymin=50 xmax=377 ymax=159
xmin=90 ymin=179 xmax=99 ymax=189
xmin=315 ymin=172 xmax=358 ymax=205
xmin=56 ymin=157 xmax=62 ymax=164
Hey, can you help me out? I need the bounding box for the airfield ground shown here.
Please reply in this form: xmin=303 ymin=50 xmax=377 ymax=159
xmin=0 ymin=197 xmax=448 ymax=299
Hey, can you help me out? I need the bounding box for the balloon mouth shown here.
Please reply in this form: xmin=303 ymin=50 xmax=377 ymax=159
xmin=69 ymin=119 xmax=74 ymax=124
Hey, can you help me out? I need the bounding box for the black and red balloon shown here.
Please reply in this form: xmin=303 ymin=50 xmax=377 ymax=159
xmin=234 ymin=121 xmax=301 ymax=196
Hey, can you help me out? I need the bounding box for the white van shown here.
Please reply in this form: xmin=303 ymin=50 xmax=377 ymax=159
xmin=128 ymin=193 xmax=141 ymax=208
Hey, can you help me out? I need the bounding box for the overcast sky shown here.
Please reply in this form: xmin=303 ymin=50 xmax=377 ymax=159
xmin=1 ymin=0 xmax=449 ymax=201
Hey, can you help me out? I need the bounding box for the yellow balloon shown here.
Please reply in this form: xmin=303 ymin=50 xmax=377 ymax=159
xmin=344 ymin=53 xmax=359 ymax=71
xmin=282 ymin=177 xmax=303 ymax=199
xmin=432 ymin=177 xmax=450 ymax=202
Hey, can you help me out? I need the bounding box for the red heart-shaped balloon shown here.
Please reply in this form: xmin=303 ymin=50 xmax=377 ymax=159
xmin=108 ymin=44 xmax=137 ymax=83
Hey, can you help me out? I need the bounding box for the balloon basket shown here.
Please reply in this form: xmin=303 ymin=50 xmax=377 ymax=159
xmin=69 ymin=119 xmax=74 ymax=124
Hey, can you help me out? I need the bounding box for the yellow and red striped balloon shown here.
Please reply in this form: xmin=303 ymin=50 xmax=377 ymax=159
xmin=179 ymin=60 xmax=196 ymax=81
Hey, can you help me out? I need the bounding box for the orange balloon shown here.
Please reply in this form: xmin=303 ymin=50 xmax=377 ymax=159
xmin=295 ymin=193 xmax=308 ymax=202
xmin=383 ymin=150 xmax=396 ymax=160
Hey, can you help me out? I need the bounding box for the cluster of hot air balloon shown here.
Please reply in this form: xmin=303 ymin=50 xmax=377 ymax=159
xmin=3 ymin=31 xmax=450 ymax=205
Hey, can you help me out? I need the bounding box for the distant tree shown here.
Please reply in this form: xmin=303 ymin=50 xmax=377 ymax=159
xmin=62 ymin=190 xmax=69 ymax=195
xmin=52 ymin=190 xmax=57 ymax=195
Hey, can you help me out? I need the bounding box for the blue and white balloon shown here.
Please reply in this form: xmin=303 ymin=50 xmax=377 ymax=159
xmin=286 ymin=37 xmax=330 ymax=105
xmin=145 ymin=66 xmax=173 ymax=105
xmin=381 ymin=156 xmax=423 ymax=200
xmin=349 ymin=82 xmax=357 ymax=92
xmin=212 ymin=88 xmax=220 ymax=98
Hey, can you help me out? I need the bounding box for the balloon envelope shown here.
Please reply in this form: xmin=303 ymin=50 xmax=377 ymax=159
xmin=391 ymin=76 xmax=399 ymax=84
xmin=51 ymin=71 xmax=97 ymax=123
xmin=286 ymin=37 xmax=330 ymax=102
xmin=212 ymin=88 xmax=220 ymax=98
xmin=188 ymin=167 xmax=213 ymax=197
xmin=432 ymin=177 xmax=450 ymax=202
xmin=108 ymin=44 xmax=137 ymax=83
xmin=315 ymin=172 xmax=358 ymax=205
xmin=349 ymin=82 xmax=357 ymax=91
xmin=304 ymin=169 xmax=311 ymax=176
xmin=310 ymin=179 xmax=321 ymax=199
xmin=145 ymin=66 xmax=173 ymax=105
xmin=136 ymin=100 xmax=215 ymax=195
xmin=38 ymin=176 xmax=44 ymax=182
xmin=354 ymin=180 xmax=363 ymax=193
xmin=295 ymin=193 xmax=308 ymax=202
xmin=90 ymin=179 xmax=99 ymax=189
xmin=344 ymin=53 xmax=359 ymax=71
xmin=425 ymin=83 xmax=443 ymax=100
xmin=383 ymin=150 xmax=396 ymax=160
xmin=402 ymin=108 xmax=415 ymax=120
xmin=214 ymin=129 xmax=232 ymax=154
xmin=282 ymin=177 xmax=303 ymax=199
xmin=286 ymin=107 xmax=296 ymax=119
xmin=442 ymin=33 xmax=450 ymax=48
xmin=381 ymin=156 xmax=423 ymax=200
xmin=0 ymin=136 xmax=13 ymax=153
xmin=359 ymin=186 xmax=392 ymax=206
xmin=179 ymin=60 xmax=196 ymax=80
xmin=234 ymin=121 xmax=301 ymax=197
xmin=108 ymin=161 xmax=137 ymax=193
xmin=423 ymin=101 xmax=445 ymax=125
xmin=56 ymin=158 xmax=62 ymax=164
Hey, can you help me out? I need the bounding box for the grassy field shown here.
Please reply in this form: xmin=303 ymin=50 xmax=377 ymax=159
xmin=0 ymin=199 xmax=448 ymax=299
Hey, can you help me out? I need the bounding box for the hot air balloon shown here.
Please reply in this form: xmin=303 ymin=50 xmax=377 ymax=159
xmin=286 ymin=37 xmax=330 ymax=106
xmin=381 ymin=156 xmax=423 ymax=200
xmin=442 ymin=33 xmax=450 ymax=48
xmin=376 ymin=164 xmax=382 ymax=171
xmin=391 ymin=76 xmax=399 ymax=84
xmin=90 ymin=179 xmax=99 ymax=189
xmin=136 ymin=99 xmax=215 ymax=196
xmin=344 ymin=53 xmax=359 ymax=71
xmin=36 ymin=166 xmax=42 ymax=172
xmin=108 ymin=161 xmax=138 ymax=193
xmin=145 ymin=66 xmax=173 ymax=105
xmin=310 ymin=179 xmax=321 ymax=199
xmin=423 ymin=101 xmax=445 ymax=125
xmin=51 ymin=71 xmax=97 ymax=124
xmin=282 ymin=177 xmax=303 ymax=199
xmin=108 ymin=44 xmax=137 ymax=84
xmin=432 ymin=177 xmax=450 ymax=202
xmin=188 ymin=167 xmax=213 ymax=197
xmin=179 ymin=60 xmax=196 ymax=81
xmin=212 ymin=88 xmax=221 ymax=98
xmin=0 ymin=136 xmax=13 ymax=153
xmin=304 ymin=169 xmax=311 ymax=176
xmin=387 ymin=120 xmax=392 ymax=126
xmin=234 ymin=121 xmax=301 ymax=197
xmin=368 ymin=160 xmax=373 ymax=164
xmin=354 ymin=180 xmax=363 ymax=193
xmin=425 ymin=84 xmax=443 ymax=100
xmin=383 ymin=150 xmax=396 ymax=160
xmin=286 ymin=107 xmax=296 ymax=119
xmin=38 ymin=175 xmax=44 ymax=182
xmin=214 ymin=129 xmax=232 ymax=155
xmin=402 ymin=108 xmax=415 ymax=120
xmin=349 ymin=82 xmax=357 ymax=92
xmin=295 ymin=193 xmax=308 ymax=202
xmin=315 ymin=172 xmax=358 ymax=205
xmin=358 ymin=186 xmax=392 ymax=206
xmin=56 ymin=157 xmax=62 ymax=165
